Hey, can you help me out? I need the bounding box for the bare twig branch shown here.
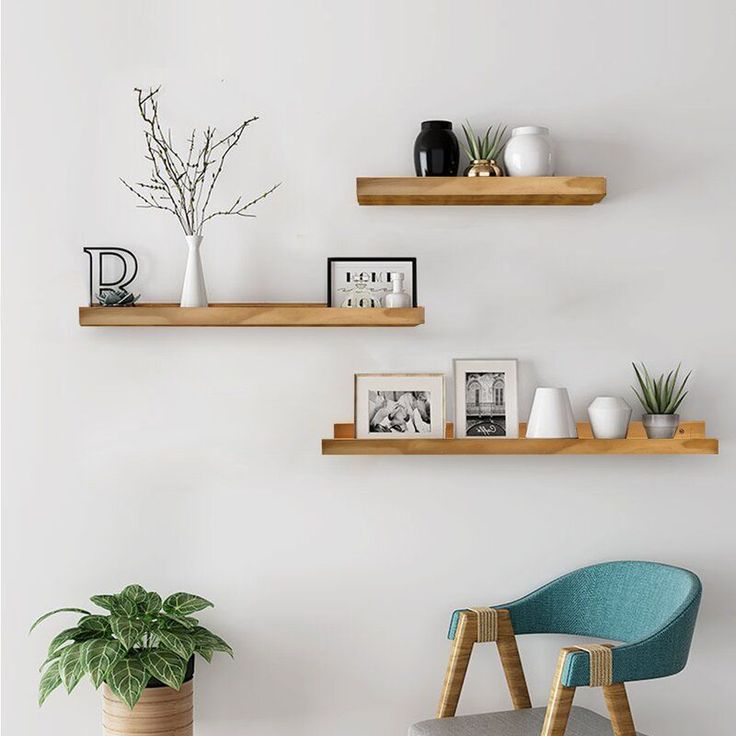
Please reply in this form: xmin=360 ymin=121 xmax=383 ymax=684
xmin=120 ymin=178 xmax=179 ymax=218
xmin=121 ymin=87 xmax=277 ymax=237
xmin=201 ymin=182 xmax=281 ymax=228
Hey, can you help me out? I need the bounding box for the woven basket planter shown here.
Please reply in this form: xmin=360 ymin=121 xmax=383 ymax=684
xmin=102 ymin=679 xmax=193 ymax=736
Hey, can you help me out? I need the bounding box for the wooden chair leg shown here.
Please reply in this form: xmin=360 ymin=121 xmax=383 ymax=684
xmin=540 ymin=648 xmax=576 ymax=736
xmin=603 ymin=683 xmax=637 ymax=736
xmin=436 ymin=613 xmax=475 ymax=718
xmin=496 ymin=635 xmax=532 ymax=709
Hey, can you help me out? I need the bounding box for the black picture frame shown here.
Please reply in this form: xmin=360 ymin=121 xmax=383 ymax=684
xmin=326 ymin=257 xmax=418 ymax=307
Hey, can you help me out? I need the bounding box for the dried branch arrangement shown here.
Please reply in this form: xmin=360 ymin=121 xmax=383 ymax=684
xmin=121 ymin=87 xmax=279 ymax=236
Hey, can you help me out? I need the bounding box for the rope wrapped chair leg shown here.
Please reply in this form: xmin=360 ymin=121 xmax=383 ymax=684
xmin=541 ymin=644 xmax=636 ymax=736
xmin=437 ymin=607 xmax=531 ymax=718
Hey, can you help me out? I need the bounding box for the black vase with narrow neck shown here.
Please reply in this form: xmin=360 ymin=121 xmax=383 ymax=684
xmin=413 ymin=120 xmax=459 ymax=176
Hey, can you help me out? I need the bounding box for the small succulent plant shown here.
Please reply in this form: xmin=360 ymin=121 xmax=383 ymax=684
xmin=632 ymin=362 xmax=691 ymax=415
xmin=97 ymin=288 xmax=140 ymax=307
xmin=461 ymin=121 xmax=509 ymax=162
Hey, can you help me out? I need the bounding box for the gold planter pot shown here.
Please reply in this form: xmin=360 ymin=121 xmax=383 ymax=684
xmin=464 ymin=159 xmax=504 ymax=176
xmin=103 ymin=680 xmax=193 ymax=736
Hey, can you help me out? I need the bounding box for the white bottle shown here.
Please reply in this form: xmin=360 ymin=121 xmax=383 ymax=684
xmin=503 ymin=126 xmax=554 ymax=176
xmin=384 ymin=273 xmax=411 ymax=308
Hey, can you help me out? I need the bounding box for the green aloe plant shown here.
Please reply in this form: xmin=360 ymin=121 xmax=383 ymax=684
xmin=460 ymin=120 xmax=508 ymax=162
xmin=631 ymin=362 xmax=691 ymax=415
xmin=31 ymin=584 xmax=232 ymax=709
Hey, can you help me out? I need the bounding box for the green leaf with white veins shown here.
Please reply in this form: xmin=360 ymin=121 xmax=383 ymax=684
xmin=160 ymin=612 xmax=198 ymax=629
xmin=29 ymin=608 xmax=91 ymax=633
xmin=85 ymin=639 xmax=126 ymax=688
xmin=39 ymin=661 xmax=62 ymax=705
xmin=59 ymin=643 xmax=86 ymax=693
xmin=156 ymin=629 xmax=195 ymax=660
xmin=79 ymin=615 xmax=111 ymax=635
xmin=107 ymin=655 xmax=148 ymax=710
xmin=90 ymin=594 xmax=117 ymax=612
xmin=163 ymin=592 xmax=213 ymax=617
xmin=192 ymin=626 xmax=233 ymax=657
xmin=141 ymin=591 xmax=162 ymax=616
xmin=121 ymin=584 xmax=147 ymax=603
xmin=38 ymin=648 xmax=68 ymax=672
xmin=110 ymin=616 xmax=146 ymax=649
xmin=110 ymin=596 xmax=137 ymax=617
xmin=47 ymin=627 xmax=82 ymax=657
xmin=195 ymin=647 xmax=213 ymax=663
xmin=139 ymin=650 xmax=187 ymax=690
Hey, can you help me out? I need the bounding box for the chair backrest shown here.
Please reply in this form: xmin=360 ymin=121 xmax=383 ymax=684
xmin=448 ymin=560 xmax=702 ymax=686
xmin=503 ymin=561 xmax=702 ymax=685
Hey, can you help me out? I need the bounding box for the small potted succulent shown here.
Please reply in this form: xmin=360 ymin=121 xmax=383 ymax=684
xmin=460 ymin=121 xmax=509 ymax=176
xmin=32 ymin=584 xmax=232 ymax=736
xmin=631 ymin=363 xmax=691 ymax=438
xmin=97 ymin=287 xmax=140 ymax=307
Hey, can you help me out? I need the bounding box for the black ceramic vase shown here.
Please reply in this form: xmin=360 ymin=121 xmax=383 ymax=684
xmin=413 ymin=120 xmax=459 ymax=176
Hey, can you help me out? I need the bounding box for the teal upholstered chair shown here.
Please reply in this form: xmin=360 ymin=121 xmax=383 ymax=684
xmin=410 ymin=561 xmax=701 ymax=736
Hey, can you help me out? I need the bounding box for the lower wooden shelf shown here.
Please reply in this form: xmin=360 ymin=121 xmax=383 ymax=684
xmin=79 ymin=303 xmax=425 ymax=327
xmin=322 ymin=421 xmax=718 ymax=455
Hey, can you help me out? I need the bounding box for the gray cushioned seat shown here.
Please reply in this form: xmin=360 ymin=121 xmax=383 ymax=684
xmin=410 ymin=707 xmax=648 ymax=736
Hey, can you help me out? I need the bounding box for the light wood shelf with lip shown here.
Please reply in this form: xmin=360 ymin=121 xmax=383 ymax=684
xmin=356 ymin=176 xmax=606 ymax=205
xmin=321 ymin=420 xmax=718 ymax=455
xmin=78 ymin=303 xmax=425 ymax=328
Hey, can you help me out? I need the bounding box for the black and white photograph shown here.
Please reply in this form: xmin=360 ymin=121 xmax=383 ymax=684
xmin=354 ymin=373 xmax=444 ymax=439
xmin=454 ymin=360 xmax=519 ymax=438
xmin=368 ymin=391 xmax=432 ymax=434
xmin=327 ymin=258 xmax=417 ymax=307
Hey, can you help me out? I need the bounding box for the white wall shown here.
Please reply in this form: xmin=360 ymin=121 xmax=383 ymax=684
xmin=2 ymin=1 xmax=735 ymax=734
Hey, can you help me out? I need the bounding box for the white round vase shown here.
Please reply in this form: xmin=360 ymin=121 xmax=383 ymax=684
xmin=587 ymin=396 xmax=632 ymax=439
xmin=503 ymin=126 xmax=554 ymax=176
xmin=526 ymin=387 xmax=577 ymax=439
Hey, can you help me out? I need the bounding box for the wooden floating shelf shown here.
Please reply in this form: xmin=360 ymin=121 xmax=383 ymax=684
xmin=79 ymin=303 xmax=425 ymax=328
xmin=322 ymin=421 xmax=718 ymax=455
xmin=356 ymin=176 xmax=606 ymax=206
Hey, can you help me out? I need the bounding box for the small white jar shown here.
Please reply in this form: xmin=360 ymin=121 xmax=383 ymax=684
xmin=503 ymin=126 xmax=554 ymax=176
xmin=587 ymin=397 xmax=632 ymax=439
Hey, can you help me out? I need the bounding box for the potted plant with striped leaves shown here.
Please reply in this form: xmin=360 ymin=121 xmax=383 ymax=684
xmin=32 ymin=584 xmax=232 ymax=736
xmin=631 ymin=362 xmax=691 ymax=438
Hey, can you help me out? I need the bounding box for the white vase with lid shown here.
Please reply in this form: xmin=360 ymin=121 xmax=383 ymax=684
xmin=503 ymin=126 xmax=554 ymax=176
xmin=587 ymin=396 xmax=632 ymax=439
xmin=526 ymin=387 xmax=577 ymax=438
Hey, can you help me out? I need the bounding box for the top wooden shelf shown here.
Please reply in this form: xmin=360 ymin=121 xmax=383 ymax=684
xmin=356 ymin=176 xmax=606 ymax=206
xmin=79 ymin=303 xmax=425 ymax=328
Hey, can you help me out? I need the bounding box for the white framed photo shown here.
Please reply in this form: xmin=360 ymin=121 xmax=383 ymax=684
xmin=354 ymin=373 xmax=445 ymax=439
xmin=454 ymin=360 xmax=519 ymax=438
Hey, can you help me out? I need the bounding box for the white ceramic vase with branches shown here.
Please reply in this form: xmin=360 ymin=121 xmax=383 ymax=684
xmin=122 ymin=87 xmax=279 ymax=307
